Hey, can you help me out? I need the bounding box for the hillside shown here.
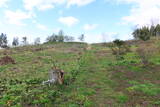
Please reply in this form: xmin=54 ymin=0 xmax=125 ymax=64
xmin=0 ymin=40 xmax=160 ymax=107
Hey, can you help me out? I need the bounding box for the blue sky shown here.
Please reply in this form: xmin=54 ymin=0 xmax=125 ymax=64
xmin=0 ymin=0 xmax=160 ymax=44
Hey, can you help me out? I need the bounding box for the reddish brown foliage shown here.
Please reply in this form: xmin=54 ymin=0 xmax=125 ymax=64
xmin=0 ymin=56 xmax=16 ymax=65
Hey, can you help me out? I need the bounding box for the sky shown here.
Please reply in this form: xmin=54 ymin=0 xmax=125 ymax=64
xmin=0 ymin=0 xmax=160 ymax=44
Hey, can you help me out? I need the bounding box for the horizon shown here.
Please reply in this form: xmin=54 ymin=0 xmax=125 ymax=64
xmin=0 ymin=0 xmax=160 ymax=44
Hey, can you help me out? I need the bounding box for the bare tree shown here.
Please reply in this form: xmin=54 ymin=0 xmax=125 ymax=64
xmin=78 ymin=34 xmax=85 ymax=42
xmin=64 ymin=36 xmax=75 ymax=42
xmin=22 ymin=37 xmax=28 ymax=45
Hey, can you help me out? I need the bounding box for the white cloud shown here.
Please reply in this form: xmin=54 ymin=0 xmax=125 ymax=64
xmin=100 ymin=32 xmax=133 ymax=42
xmin=84 ymin=32 xmax=119 ymax=43
xmin=58 ymin=16 xmax=79 ymax=27
xmin=4 ymin=10 xmax=32 ymax=26
xmin=38 ymin=4 xmax=54 ymax=11
xmin=67 ymin=0 xmax=95 ymax=7
xmin=115 ymin=0 xmax=160 ymax=27
xmin=52 ymin=28 xmax=61 ymax=33
xmin=37 ymin=24 xmax=48 ymax=30
xmin=32 ymin=19 xmax=37 ymax=24
xmin=23 ymin=0 xmax=65 ymax=11
xmin=23 ymin=0 xmax=95 ymax=11
xmin=84 ymin=34 xmax=102 ymax=43
xmin=101 ymin=32 xmax=119 ymax=42
xmin=84 ymin=24 xmax=98 ymax=30
xmin=0 ymin=0 xmax=8 ymax=7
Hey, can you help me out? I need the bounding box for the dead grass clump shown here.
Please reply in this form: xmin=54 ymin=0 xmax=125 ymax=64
xmin=136 ymin=44 xmax=159 ymax=65
xmin=0 ymin=56 xmax=16 ymax=65
xmin=32 ymin=48 xmax=44 ymax=52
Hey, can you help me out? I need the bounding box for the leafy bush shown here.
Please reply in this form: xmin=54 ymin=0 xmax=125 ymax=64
xmin=0 ymin=33 xmax=8 ymax=48
xmin=133 ymin=24 xmax=160 ymax=41
xmin=12 ymin=37 xmax=19 ymax=46
xmin=132 ymin=26 xmax=150 ymax=41
xmin=109 ymin=39 xmax=130 ymax=60
xmin=115 ymin=92 xmax=128 ymax=103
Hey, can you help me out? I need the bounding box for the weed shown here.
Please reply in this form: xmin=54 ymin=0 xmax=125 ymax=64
xmin=0 ymin=42 xmax=160 ymax=106
xmin=136 ymin=44 xmax=158 ymax=65
xmin=116 ymin=93 xmax=128 ymax=103
xmin=127 ymin=83 xmax=160 ymax=96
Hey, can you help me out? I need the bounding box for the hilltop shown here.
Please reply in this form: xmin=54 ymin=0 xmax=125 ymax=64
xmin=0 ymin=40 xmax=160 ymax=107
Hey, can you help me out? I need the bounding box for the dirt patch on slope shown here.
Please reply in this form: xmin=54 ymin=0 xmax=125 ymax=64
xmin=0 ymin=56 xmax=16 ymax=65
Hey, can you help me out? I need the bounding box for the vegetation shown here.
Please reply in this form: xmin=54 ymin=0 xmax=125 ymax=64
xmin=46 ymin=30 xmax=75 ymax=43
xmin=78 ymin=34 xmax=85 ymax=42
xmin=132 ymin=24 xmax=160 ymax=41
xmin=0 ymin=33 xmax=8 ymax=48
xmin=109 ymin=39 xmax=130 ymax=60
xmin=12 ymin=37 xmax=19 ymax=47
xmin=22 ymin=37 xmax=28 ymax=46
xmin=0 ymin=26 xmax=160 ymax=107
xmin=0 ymin=37 xmax=160 ymax=106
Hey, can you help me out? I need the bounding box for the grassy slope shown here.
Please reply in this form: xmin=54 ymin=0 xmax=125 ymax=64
xmin=0 ymin=41 xmax=160 ymax=107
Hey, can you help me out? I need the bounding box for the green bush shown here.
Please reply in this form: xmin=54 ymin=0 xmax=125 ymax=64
xmin=115 ymin=93 xmax=128 ymax=103
xmin=109 ymin=39 xmax=130 ymax=60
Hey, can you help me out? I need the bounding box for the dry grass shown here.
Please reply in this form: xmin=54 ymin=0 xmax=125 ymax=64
xmin=136 ymin=43 xmax=159 ymax=65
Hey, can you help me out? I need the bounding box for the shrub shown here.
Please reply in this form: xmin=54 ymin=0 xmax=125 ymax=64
xmin=109 ymin=39 xmax=130 ymax=60
xmin=136 ymin=44 xmax=158 ymax=65
xmin=132 ymin=26 xmax=150 ymax=41
xmin=115 ymin=92 xmax=128 ymax=103
xmin=0 ymin=33 xmax=8 ymax=48
xmin=12 ymin=37 xmax=19 ymax=46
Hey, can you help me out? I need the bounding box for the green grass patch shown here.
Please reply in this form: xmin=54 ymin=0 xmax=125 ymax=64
xmin=127 ymin=82 xmax=160 ymax=96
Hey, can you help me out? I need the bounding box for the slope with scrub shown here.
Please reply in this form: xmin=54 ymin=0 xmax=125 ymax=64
xmin=0 ymin=40 xmax=160 ymax=107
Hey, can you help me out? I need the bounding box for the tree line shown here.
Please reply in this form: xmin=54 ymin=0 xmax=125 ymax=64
xmin=0 ymin=30 xmax=85 ymax=48
xmin=46 ymin=30 xmax=84 ymax=43
xmin=132 ymin=24 xmax=160 ymax=41
xmin=1 ymin=23 xmax=159 ymax=49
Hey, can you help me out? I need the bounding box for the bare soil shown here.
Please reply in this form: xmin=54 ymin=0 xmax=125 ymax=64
xmin=0 ymin=56 xmax=16 ymax=65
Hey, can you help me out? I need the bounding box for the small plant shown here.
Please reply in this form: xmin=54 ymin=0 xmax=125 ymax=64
xmin=109 ymin=39 xmax=130 ymax=60
xmin=136 ymin=44 xmax=158 ymax=65
xmin=65 ymin=52 xmax=84 ymax=85
xmin=127 ymin=83 xmax=160 ymax=96
xmin=117 ymin=95 xmax=128 ymax=103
